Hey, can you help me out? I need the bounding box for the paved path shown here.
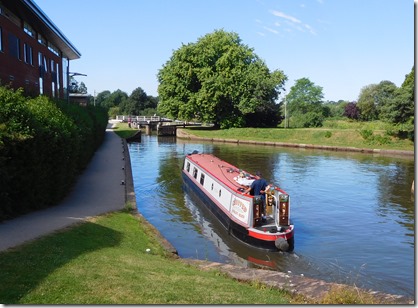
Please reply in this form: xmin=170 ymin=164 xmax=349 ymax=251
xmin=0 ymin=124 xmax=126 ymax=252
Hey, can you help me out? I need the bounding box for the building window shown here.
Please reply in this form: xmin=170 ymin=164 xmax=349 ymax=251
xmin=48 ymin=42 xmax=59 ymax=56
xmin=37 ymin=33 xmax=47 ymax=46
xmin=51 ymin=59 xmax=56 ymax=97
xmin=24 ymin=22 xmax=35 ymax=38
xmin=39 ymin=52 xmax=44 ymax=94
xmin=43 ymin=56 xmax=48 ymax=72
xmin=56 ymin=62 xmax=60 ymax=96
xmin=24 ymin=43 xmax=33 ymax=65
xmin=62 ymin=57 xmax=69 ymax=98
xmin=8 ymin=33 xmax=20 ymax=60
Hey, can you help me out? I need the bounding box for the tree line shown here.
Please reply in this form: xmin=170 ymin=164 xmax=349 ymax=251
xmin=81 ymin=29 xmax=413 ymax=139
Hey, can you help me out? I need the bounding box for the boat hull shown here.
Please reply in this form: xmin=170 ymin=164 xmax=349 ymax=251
xmin=182 ymin=172 xmax=294 ymax=252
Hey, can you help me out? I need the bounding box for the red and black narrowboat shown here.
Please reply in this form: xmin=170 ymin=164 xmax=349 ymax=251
xmin=182 ymin=152 xmax=294 ymax=252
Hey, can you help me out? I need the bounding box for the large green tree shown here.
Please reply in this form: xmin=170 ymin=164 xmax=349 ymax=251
xmin=157 ymin=29 xmax=287 ymax=128
xmin=285 ymin=77 xmax=324 ymax=127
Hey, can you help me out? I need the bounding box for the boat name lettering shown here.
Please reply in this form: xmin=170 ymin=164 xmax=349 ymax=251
xmin=232 ymin=198 xmax=247 ymax=213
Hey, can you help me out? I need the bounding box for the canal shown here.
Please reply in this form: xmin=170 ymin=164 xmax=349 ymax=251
xmin=128 ymin=135 xmax=414 ymax=297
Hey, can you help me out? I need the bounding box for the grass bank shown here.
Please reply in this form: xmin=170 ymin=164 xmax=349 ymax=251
xmin=181 ymin=120 xmax=413 ymax=152
xmin=0 ymin=210 xmax=293 ymax=304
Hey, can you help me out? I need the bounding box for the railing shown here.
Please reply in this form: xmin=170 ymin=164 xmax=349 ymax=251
xmin=115 ymin=115 xmax=171 ymax=123
xmin=114 ymin=115 xmax=202 ymax=126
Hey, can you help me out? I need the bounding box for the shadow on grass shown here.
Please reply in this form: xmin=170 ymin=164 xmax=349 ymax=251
xmin=0 ymin=221 xmax=122 ymax=304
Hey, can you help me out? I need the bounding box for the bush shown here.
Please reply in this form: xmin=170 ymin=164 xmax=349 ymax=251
xmin=359 ymin=129 xmax=391 ymax=145
xmin=0 ymin=87 xmax=108 ymax=221
xmin=290 ymin=112 xmax=324 ymax=128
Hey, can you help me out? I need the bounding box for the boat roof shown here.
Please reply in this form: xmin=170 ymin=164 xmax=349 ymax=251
xmin=185 ymin=153 xmax=255 ymax=192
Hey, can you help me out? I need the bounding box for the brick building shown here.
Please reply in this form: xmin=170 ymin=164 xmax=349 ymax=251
xmin=0 ymin=0 xmax=80 ymax=99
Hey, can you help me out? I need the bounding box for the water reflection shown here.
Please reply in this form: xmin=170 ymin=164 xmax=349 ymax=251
xmin=128 ymin=135 xmax=414 ymax=297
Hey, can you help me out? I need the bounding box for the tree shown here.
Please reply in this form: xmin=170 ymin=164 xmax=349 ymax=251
xmin=101 ymin=89 xmax=128 ymax=110
xmin=119 ymin=87 xmax=159 ymax=116
xmin=343 ymin=102 xmax=360 ymax=120
xmin=285 ymin=77 xmax=324 ymax=127
xmin=356 ymin=84 xmax=378 ymax=121
xmin=95 ymin=90 xmax=111 ymax=108
xmin=323 ymin=100 xmax=348 ymax=118
xmin=380 ymin=67 xmax=414 ymax=124
xmin=157 ymin=29 xmax=287 ymax=128
xmin=78 ymin=82 xmax=88 ymax=94
xmin=69 ymin=77 xmax=87 ymax=94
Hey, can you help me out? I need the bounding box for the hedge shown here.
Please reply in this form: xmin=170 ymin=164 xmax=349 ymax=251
xmin=0 ymin=87 xmax=108 ymax=221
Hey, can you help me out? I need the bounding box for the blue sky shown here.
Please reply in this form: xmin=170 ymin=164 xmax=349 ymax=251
xmin=34 ymin=0 xmax=413 ymax=102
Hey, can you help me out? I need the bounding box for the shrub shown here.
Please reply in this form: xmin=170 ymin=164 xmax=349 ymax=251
xmin=0 ymin=86 xmax=108 ymax=221
xmin=290 ymin=112 xmax=324 ymax=128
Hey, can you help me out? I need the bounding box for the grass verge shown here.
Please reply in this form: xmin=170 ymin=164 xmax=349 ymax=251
xmin=0 ymin=211 xmax=293 ymax=304
xmin=111 ymin=122 xmax=141 ymax=139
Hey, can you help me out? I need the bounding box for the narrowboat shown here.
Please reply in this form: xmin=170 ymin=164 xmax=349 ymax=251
xmin=182 ymin=152 xmax=294 ymax=252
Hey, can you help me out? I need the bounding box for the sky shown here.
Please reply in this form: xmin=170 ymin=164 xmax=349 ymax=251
xmin=34 ymin=0 xmax=414 ymax=102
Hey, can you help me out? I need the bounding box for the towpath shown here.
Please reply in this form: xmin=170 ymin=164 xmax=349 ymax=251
xmin=0 ymin=122 xmax=126 ymax=252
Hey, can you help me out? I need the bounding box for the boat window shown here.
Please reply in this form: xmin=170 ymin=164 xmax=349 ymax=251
xmin=186 ymin=162 xmax=190 ymax=172
xmin=193 ymin=167 xmax=198 ymax=179
xmin=219 ymin=189 xmax=222 ymax=197
xmin=211 ymin=183 xmax=214 ymax=190
xmin=200 ymin=174 xmax=205 ymax=185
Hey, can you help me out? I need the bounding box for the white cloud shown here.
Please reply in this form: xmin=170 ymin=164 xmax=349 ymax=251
xmin=263 ymin=26 xmax=279 ymax=34
xmin=304 ymin=24 xmax=317 ymax=35
xmin=269 ymin=9 xmax=317 ymax=36
xmin=270 ymin=10 xmax=301 ymax=24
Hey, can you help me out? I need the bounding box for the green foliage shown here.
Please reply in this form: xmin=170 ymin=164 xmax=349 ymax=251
xmin=324 ymin=131 xmax=332 ymax=138
xmin=323 ymin=100 xmax=348 ymax=118
xmin=0 ymin=86 xmax=108 ymax=221
xmin=119 ymin=87 xmax=158 ymax=115
xmin=157 ymin=29 xmax=287 ymax=128
xmin=359 ymin=129 xmax=391 ymax=145
xmin=286 ymin=77 xmax=324 ymax=116
xmin=379 ymin=67 xmax=414 ymax=126
xmin=359 ymin=129 xmax=373 ymax=140
xmin=357 ymin=84 xmax=379 ymax=121
xmin=290 ymin=111 xmax=324 ymax=128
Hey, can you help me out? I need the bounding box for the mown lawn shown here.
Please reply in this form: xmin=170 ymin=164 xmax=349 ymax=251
xmin=0 ymin=211 xmax=292 ymax=304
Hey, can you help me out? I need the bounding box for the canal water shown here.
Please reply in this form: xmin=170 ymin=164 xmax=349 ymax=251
xmin=128 ymin=135 xmax=414 ymax=297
